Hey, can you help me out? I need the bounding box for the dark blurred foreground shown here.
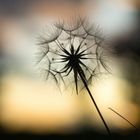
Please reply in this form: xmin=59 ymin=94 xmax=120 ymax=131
xmin=1 ymin=127 xmax=140 ymax=140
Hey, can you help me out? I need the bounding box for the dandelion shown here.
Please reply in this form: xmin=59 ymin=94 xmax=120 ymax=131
xmin=36 ymin=17 xmax=111 ymax=134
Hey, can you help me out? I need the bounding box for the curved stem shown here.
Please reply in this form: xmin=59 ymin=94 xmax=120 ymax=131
xmin=78 ymin=67 xmax=111 ymax=135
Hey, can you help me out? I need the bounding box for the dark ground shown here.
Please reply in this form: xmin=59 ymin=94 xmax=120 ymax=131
xmin=1 ymin=126 xmax=140 ymax=140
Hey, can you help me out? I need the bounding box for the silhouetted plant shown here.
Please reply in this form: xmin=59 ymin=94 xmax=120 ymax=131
xmin=36 ymin=17 xmax=111 ymax=134
xmin=109 ymin=107 xmax=137 ymax=129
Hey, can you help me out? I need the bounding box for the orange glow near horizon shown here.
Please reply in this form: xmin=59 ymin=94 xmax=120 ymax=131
xmin=1 ymin=74 xmax=139 ymax=134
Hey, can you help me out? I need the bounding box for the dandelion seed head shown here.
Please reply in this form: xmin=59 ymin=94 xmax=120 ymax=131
xmin=36 ymin=18 xmax=110 ymax=93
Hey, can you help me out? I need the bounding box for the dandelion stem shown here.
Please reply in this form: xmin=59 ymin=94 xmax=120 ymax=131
xmin=78 ymin=66 xmax=111 ymax=135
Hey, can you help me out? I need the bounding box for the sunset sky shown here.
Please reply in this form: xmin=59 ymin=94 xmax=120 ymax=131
xmin=1 ymin=0 xmax=140 ymax=135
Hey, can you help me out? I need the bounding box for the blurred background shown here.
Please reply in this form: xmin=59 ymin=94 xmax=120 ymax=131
xmin=0 ymin=0 xmax=140 ymax=139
